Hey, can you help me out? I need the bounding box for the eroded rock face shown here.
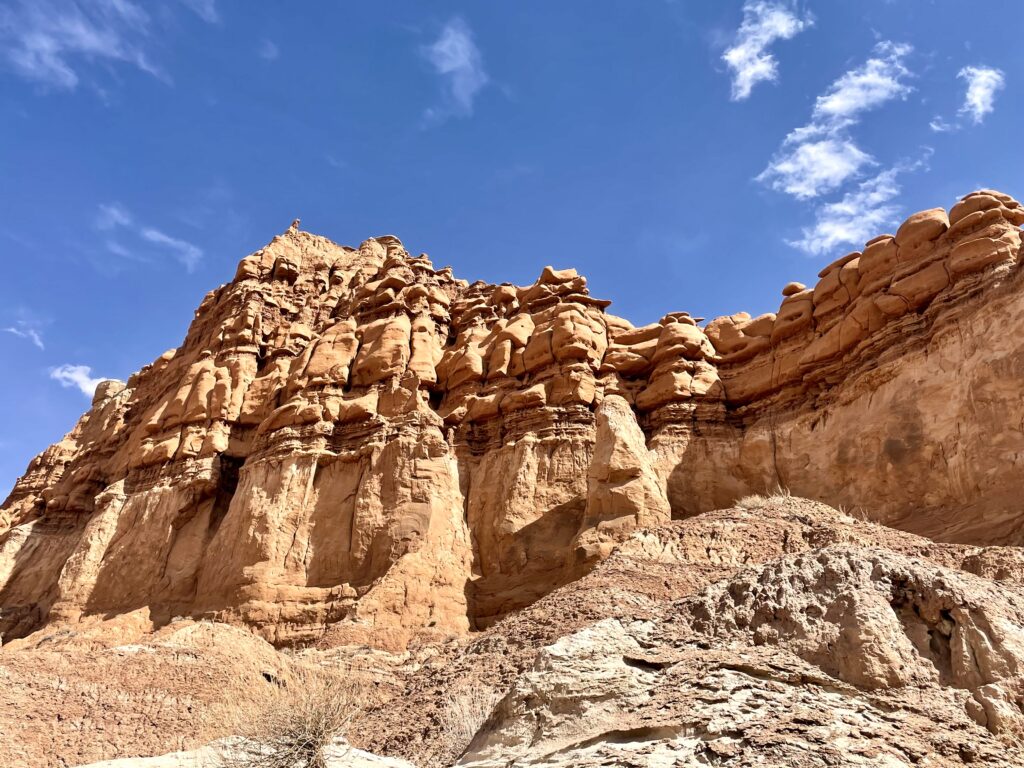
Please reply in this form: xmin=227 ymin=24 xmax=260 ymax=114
xmin=1 ymin=189 xmax=1023 ymax=648
xmin=690 ymin=189 xmax=1024 ymax=538
xmin=6 ymin=498 xmax=1024 ymax=767
xmin=359 ymin=498 xmax=1024 ymax=767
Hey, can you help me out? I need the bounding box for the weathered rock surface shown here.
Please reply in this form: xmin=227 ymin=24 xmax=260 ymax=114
xmin=2 ymin=188 xmax=1015 ymax=651
xmin=459 ymin=609 xmax=1023 ymax=767
xmin=0 ymin=608 xmax=416 ymax=768
xmin=77 ymin=742 xmax=413 ymax=768
xmin=354 ymin=497 xmax=1024 ymax=766
xmin=5 ymin=498 xmax=1024 ymax=767
xmin=1 ymin=189 xmax=1023 ymax=656
xmin=0 ymin=616 xmax=290 ymax=767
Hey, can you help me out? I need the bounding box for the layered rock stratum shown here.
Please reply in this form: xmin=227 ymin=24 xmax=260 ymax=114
xmin=2 ymin=189 xmax=1024 ymax=767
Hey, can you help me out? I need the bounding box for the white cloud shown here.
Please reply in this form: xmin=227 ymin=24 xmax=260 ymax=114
xmin=422 ymin=17 xmax=488 ymax=121
xmin=759 ymin=41 xmax=913 ymax=199
xmin=179 ymin=0 xmax=219 ymax=24
xmin=789 ymin=151 xmax=931 ymax=256
xmin=0 ymin=0 xmax=163 ymax=89
xmin=928 ymin=66 xmax=1004 ymax=132
xmin=722 ymin=1 xmax=813 ymax=101
xmin=809 ymin=41 xmax=912 ymax=125
xmin=259 ymin=39 xmax=278 ymax=61
xmin=758 ymin=137 xmax=872 ymax=200
xmin=50 ymin=363 xmax=106 ymax=397
xmin=788 ymin=169 xmax=901 ymax=255
xmin=140 ymin=227 xmax=203 ymax=271
xmin=94 ymin=203 xmax=203 ymax=271
xmin=3 ymin=321 xmax=45 ymax=350
xmin=958 ymin=65 xmax=1005 ymax=124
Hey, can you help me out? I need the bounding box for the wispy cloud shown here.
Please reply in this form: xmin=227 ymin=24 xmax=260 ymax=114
xmin=104 ymin=239 xmax=134 ymax=258
xmin=0 ymin=0 xmax=218 ymax=90
xmin=50 ymin=363 xmax=106 ymax=397
xmin=258 ymin=39 xmax=278 ymax=61
xmin=806 ymin=41 xmax=913 ymax=128
xmin=788 ymin=152 xmax=931 ymax=256
xmin=929 ymin=65 xmax=1005 ymax=132
xmin=758 ymin=41 xmax=913 ymax=199
xmin=2 ymin=321 xmax=45 ymax=350
xmin=95 ymin=201 xmax=133 ymax=230
xmin=722 ymin=1 xmax=813 ymax=101
xmin=421 ymin=17 xmax=488 ymax=123
xmin=788 ymin=169 xmax=901 ymax=256
xmin=140 ymin=227 xmax=203 ymax=271
xmin=757 ymin=41 xmax=925 ymax=257
xmin=760 ymin=138 xmax=872 ymax=200
xmin=94 ymin=202 xmax=204 ymax=271
xmin=178 ymin=0 xmax=219 ymax=24
xmin=0 ymin=0 xmax=163 ymax=89
xmin=958 ymin=65 xmax=1005 ymax=124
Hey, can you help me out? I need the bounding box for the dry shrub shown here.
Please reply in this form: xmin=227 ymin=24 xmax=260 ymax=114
xmin=842 ymin=504 xmax=873 ymax=522
xmin=735 ymin=485 xmax=793 ymax=510
xmin=216 ymin=664 xmax=364 ymax=768
xmin=419 ymin=683 xmax=504 ymax=767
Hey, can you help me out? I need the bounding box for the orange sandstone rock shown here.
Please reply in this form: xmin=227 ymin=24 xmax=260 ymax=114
xmin=3 ymin=188 xmax=1024 ymax=651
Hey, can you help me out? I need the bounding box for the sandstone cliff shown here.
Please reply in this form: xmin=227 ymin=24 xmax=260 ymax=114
xmin=2 ymin=189 xmax=1023 ymax=651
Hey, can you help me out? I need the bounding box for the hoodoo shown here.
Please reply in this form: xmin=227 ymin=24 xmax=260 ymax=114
xmin=2 ymin=189 xmax=1024 ymax=652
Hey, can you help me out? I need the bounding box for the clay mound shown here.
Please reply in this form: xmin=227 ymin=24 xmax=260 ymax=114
xmin=457 ymin=543 xmax=1024 ymax=767
xmin=0 ymin=615 xmax=287 ymax=767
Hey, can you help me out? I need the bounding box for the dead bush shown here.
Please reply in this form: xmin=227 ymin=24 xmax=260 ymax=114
xmin=217 ymin=664 xmax=364 ymax=768
xmin=418 ymin=683 xmax=504 ymax=767
xmin=735 ymin=485 xmax=793 ymax=510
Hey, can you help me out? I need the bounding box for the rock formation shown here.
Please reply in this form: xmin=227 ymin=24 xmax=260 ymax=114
xmin=2 ymin=188 xmax=1024 ymax=657
xmin=12 ymin=498 xmax=1024 ymax=767
xmin=352 ymin=497 xmax=1024 ymax=766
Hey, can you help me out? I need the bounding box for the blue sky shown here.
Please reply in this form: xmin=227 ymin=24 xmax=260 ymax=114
xmin=0 ymin=0 xmax=1021 ymax=492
